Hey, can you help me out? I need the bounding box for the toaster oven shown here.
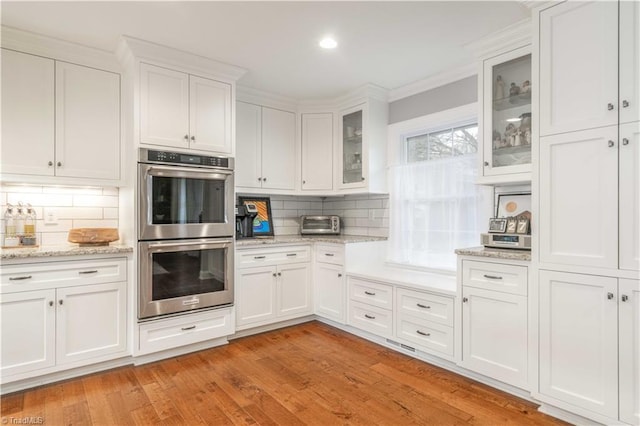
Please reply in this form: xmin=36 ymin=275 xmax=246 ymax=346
xmin=300 ymin=215 xmax=340 ymax=235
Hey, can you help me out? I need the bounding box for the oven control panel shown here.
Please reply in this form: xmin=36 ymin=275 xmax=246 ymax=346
xmin=143 ymin=149 xmax=231 ymax=169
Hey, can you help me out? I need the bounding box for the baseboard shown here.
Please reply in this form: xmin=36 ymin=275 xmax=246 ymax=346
xmin=538 ymin=403 xmax=607 ymax=426
xmin=133 ymin=337 xmax=229 ymax=366
xmin=230 ymin=316 xmax=315 ymax=339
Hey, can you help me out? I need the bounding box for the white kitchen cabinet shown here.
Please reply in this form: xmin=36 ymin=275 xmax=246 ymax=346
xmin=56 ymin=282 xmax=127 ymax=365
xmin=55 ymin=61 xmax=120 ymax=180
xmin=619 ymin=279 xmax=640 ymax=425
xmin=235 ymin=101 xmax=296 ymax=191
xmin=539 ymin=270 xmax=619 ymax=419
xmin=140 ymin=62 xmax=232 ymax=154
xmin=539 ymin=2 xmax=619 ymax=136
xmin=1 ymin=49 xmax=121 ymax=182
xmin=347 ymin=277 xmax=394 ymax=339
xmin=301 ymin=112 xmax=333 ymax=191
xmin=1 ymin=49 xmax=54 ymax=177
xmin=337 ymin=98 xmax=387 ymax=193
xmin=314 ymin=244 xmax=346 ymax=323
xmin=479 ymin=45 xmax=532 ymax=183
xmin=620 ymin=0 xmax=640 ymax=125
xmin=619 ymin=122 xmax=640 ymax=272
xmin=0 ymin=258 xmax=128 ymax=384
xmin=235 ymin=245 xmax=312 ymax=330
xmin=0 ymin=289 xmax=56 ymax=377
xmin=539 ymin=126 xmax=619 ymax=269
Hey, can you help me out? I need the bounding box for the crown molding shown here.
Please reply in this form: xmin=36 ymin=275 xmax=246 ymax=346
xmin=465 ymin=18 xmax=532 ymax=59
xmin=388 ymin=62 xmax=477 ymax=103
xmin=236 ymin=85 xmax=299 ymax=112
xmin=1 ymin=25 xmax=120 ymax=72
xmin=118 ymin=35 xmax=247 ymax=83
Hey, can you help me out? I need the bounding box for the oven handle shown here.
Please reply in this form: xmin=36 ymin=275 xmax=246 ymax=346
xmin=146 ymin=238 xmax=233 ymax=253
xmin=145 ymin=164 xmax=232 ymax=180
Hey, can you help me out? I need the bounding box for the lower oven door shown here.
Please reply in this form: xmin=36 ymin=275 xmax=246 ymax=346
xmin=138 ymin=238 xmax=234 ymax=320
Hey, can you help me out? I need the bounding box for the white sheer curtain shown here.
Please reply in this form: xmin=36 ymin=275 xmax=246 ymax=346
xmin=388 ymin=153 xmax=490 ymax=271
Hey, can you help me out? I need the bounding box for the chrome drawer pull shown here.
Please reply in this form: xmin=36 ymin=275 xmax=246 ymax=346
xmin=483 ymin=274 xmax=503 ymax=280
xmin=78 ymin=270 xmax=98 ymax=275
xmin=9 ymin=275 xmax=32 ymax=281
xmin=254 ymin=256 xmax=266 ymax=259
xmin=324 ymin=253 xmax=335 ymax=257
xmin=181 ymin=325 xmax=196 ymax=331
xmin=364 ymin=291 xmax=376 ymax=296
xmin=416 ymin=330 xmax=431 ymax=337
xmin=416 ymin=303 xmax=431 ymax=309
xmin=364 ymin=314 xmax=376 ymax=320
xmin=286 ymin=253 xmax=297 ymax=257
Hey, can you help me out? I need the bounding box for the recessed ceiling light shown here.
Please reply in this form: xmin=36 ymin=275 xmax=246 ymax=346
xmin=319 ymin=37 xmax=338 ymax=49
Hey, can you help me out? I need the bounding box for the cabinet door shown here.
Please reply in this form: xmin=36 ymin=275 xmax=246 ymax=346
xmin=140 ymin=63 xmax=189 ymax=149
xmin=1 ymin=49 xmax=55 ymax=176
xmin=55 ymin=62 xmax=121 ymax=180
xmin=277 ymin=263 xmax=312 ymax=318
xmin=620 ymin=123 xmax=640 ymax=272
xmin=539 ymin=2 xmax=618 ymax=136
xmin=619 ymin=279 xmax=640 ymax=425
xmin=620 ymin=0 xmax=640 ymax=124
xmin=301 ymin=113 xmax=333 ymax=191
xmin=338 ymin=105 xmax=366 ymax=189
xmin=462 ymin=287 xmax=528 ymax=389
xmin=56 ymin=281 xmax=127 ymax=366
xmin=0 ymin=289 xmax=56 ymax=378
xmin=235 ymin=101 xmax=262 ymax=188
xmin=236 ymin=266 xmax=276 ymax=328
xmin=539 ymin=127 xmax=618 ymax=269
xmin=539 ymin=270 xmax=618 ymax=418
xmin=314 ymin=262 xmax=345 ymax=323
xmin=189 ymin=75 xmax=232 ymax=154
xmin=261 ymin=107 xmax=296 ymax=190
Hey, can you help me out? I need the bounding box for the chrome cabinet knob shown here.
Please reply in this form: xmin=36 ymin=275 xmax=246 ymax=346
xmin=608 ymin=140 xmax=615 ymax=148
xmin=263 ymin=177 xmax=267 ymax=182
xmin=48 ymin=161 xmax=53 ymax=166
xmin=184 ymin=135 xmax=189 ymax=141
xmin=484 ymin=161 xmax=490 ymax=167
xmin=338 ymin=273 xmax=342 ymax=277
xmin=272 ymin=273 xmax=277 ymax=277
xmin=191 ymin=136 xmax=195 ymax=142
xmin=607 ymin=292 xmax=614 ymax=300
xmin=463 ymin=297 xmax=468 ymax=303
xmin=57 ymin=161 xmax=62 ymax=167
xmin=622 ymin=100 xmax=629 ymax=108
xmin=622 ymin=138 xmax=630 ymax=146
xmin=258 ymin=177 xmax=262 ymax=182
xmin=607 ymin=103 xmax=614 ymax=111
xmin=59 ymin=299 xmax=64 ymax=305
xmin=621 ymin=295 xmax=629 ymax=302
xmin=49 ymin=301 xmax=54 ymax=307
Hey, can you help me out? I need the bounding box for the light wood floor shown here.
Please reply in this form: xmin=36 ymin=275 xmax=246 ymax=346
xmin=1 ymin=321 xmax=566 ymax=425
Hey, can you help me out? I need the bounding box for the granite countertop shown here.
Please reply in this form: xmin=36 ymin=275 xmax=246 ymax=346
xmin=236 ymin=235 xmax=387 ymax=247
xmin=455 ymin=246 xmax=531 ymax=262
xmin=1 ymin=244 xmax=134 ymax=261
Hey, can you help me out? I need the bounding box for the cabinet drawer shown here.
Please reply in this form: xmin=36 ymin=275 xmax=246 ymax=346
xmin=315 ymin=244 xmax=344 ymax=265
xmin=348 ymin=301 xmax=393 ymax=338
xmin=1 ymin=258 xmax=127 ymax=293
xmin=349 ymin=277 xmax=393 ymax=310
xmin=396 ymin=315 xmax=454 ymax=357
xmin=396 ymin=288 xmax=454 ymax=327
xmin=236 ymin=245 xmax=310 ymax=268
xmin=138 ymin=308 xmax=233 ymax=355
xmin=462 ymin=260 xmax=527 ymax=296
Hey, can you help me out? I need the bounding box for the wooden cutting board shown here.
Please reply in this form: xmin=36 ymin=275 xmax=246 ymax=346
xmin=68 ymin=228 xmax=119 ymax=247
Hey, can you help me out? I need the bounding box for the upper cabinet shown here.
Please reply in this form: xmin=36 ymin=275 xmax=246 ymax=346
xmin=539 ymin=1 xmax=639 ymax=136
xmin=1 ymin=48 xmax=121 ymax=184
xmin=301 ymin=112 xmax=333 ymax=191
xmin=479 ymin=46 xmax=532 ymax=183
xmin=235 ymin=101 xmax=296 ymax=191
xmin=140 ymin=63 xmax=232 ymax=155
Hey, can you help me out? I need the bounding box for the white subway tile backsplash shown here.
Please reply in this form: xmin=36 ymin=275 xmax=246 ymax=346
xmin=72 ymin=219 xmax=118 ymax=229
xmin=342 ymin=209 xmax=369 ymax=218
xmin=42 ymin=186 xmax=103 ymax=195
xmin=102 ymin=187 xmax=119 ymax=196
xmin=1 ymin=184 xmax=44 ymax=194
xmin=103 ymin=208 xmax=119 ymax=219
xmin=355 ymin=199 xmax=382 ymax=209
xmin=41 ymin=232 xmax=72 ymax=245
xmin=50 ymin=207 xmax=103 ymax=219
xmin=38 ymin=219 xmax=73 ymax=233
xmin=73 ymin=194 xmax=118 ymax=208
xmin=8 ymin=193 xmax=73 ymax=207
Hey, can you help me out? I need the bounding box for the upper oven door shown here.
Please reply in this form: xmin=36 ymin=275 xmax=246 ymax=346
xmin=138 ymin=163 xmax=235 ymax=240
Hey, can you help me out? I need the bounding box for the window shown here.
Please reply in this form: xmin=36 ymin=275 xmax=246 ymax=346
xmin=388 ymin=108 xmax=490 ymax=272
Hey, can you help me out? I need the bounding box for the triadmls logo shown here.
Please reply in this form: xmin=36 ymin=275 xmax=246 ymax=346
xmin=182 ymin=298 xmax=200 ymax=306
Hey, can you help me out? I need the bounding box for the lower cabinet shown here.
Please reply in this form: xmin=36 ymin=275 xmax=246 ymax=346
xmin=314 ymin=244 xmax=346 ymax=323
xmin=539 ymin=270 xmax=639 ymax=423
xmin=459 ymin=258 xmax=529 ymax=390
xmin=0 ymin=258 xmax=128 ymax=383
xmin=236 ymin=245 xmax=312 ymax=330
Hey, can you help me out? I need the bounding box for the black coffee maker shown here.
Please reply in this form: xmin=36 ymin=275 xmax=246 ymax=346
xmin=235 ymin=203 xmax=258 ymax=239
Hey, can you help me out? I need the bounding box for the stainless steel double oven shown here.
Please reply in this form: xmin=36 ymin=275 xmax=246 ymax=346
xmin=137 ymin=149 xmax=234 ymax=320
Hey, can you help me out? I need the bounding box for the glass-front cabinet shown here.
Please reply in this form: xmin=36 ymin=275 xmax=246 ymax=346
xmin=338 ymin=104 xmax=367 ymax=189
xmin=480 ymin=45 xmax=532 ymax=183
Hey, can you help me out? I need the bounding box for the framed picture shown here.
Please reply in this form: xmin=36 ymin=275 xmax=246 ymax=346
xmin=496 ymin=193 xmax=531 ymax=219
xmin=506 ymin=218 xmax=518 ymax=234
xmin=516 ymin=217 xmax=530 ymax=234
xmin=238 ymin=196 xmax=274 ymax=237
xmin=488 ymin=218 xmax=507 ymax=233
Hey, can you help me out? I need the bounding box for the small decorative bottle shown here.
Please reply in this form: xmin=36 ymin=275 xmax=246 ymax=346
xmin=4 ymin=204 xmax=19 ymax=247
xmin=15 ymin=202 xmax=26 ymax=238
xmin=23 ymin=204 xmax=37 ymax=246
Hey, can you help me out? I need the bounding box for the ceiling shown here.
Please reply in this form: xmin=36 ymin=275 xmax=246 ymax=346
xmin=1 ymin=1 xmax=530 ymax=100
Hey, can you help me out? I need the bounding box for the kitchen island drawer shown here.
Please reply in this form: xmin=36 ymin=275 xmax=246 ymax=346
xmin=1 ymin=258 xmax=127 ymax=292
xmin=396 ymin=315 xmax=454 ymax=357
xmin=348 ymin=301 xmax=393 ymax=338
xmin=462 ymin=260 xmax=527 ymax=296
xmin=396 ymin=288 xmax=454 ymax=327
xmin=236 ymin=245 xmax=310 ymax=268
xmin=315 ymin=244 xmax=344 ymax=265
xmin=138 ymin=307 xmax=233 ymax=355
xmin=349 ymin=277 xmax=393 ymax=310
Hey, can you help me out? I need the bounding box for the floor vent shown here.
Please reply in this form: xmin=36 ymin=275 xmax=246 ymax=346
xmin=385 ymin=339 xmax=416 ymax=353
